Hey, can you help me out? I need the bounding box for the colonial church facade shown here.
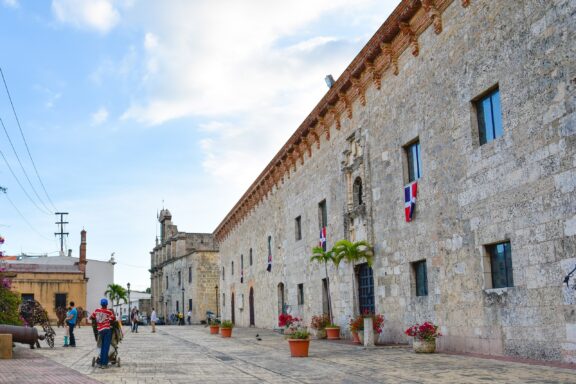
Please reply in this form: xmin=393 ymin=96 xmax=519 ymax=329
xmin=213 ymin=0 xmax=576 ymax=363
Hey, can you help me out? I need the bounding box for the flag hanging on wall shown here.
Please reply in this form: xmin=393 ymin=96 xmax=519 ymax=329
xmin=319 ymin=226 xmax=327 ymax=251
xmin=240 ymin=268 xmax=244 ymax=283
xmin=404 ymin=181 xmax=418 ymax=222
xmin=266 ymin=252 xmax=272 ymax=272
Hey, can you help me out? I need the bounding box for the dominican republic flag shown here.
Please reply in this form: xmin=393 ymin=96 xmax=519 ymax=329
xmin=404 ymin=182 xmax=418 ymax=222
xmin=319 ymin=226 xmax=327 ymax=251
xmin=266 ymin=252 xmax=272 ymax=272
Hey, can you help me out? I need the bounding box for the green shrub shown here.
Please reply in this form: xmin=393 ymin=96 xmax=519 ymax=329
xmin=0 ymin=286 xmax=22 ymax=325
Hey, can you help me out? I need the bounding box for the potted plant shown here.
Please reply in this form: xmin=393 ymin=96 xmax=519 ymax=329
xmin=278 ymin=313 xmax=300 ymax=335
xmin=349 ymin=311 xmax=384 ymax=345
xmin=209 ymin=319 xmax=220 ymax=335
xmin=310 ymin=314 xmax=330 ymax=339
xmin=285 ymin=320 xmax=311 ymax=357
xmin=325 ymin=323 xmax=341 ymax=340
xmin=404 ymin=321 xmax=441 ymax=353
xmin=220 ymin=320 xmax=234 ymax=338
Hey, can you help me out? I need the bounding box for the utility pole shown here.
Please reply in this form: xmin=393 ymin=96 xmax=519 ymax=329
xmin=54 ymin=212 xmax=69 ymax=256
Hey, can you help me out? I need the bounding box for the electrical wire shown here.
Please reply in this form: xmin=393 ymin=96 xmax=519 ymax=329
xmin=0 ymin=67 xmax=58 ymax=212
xmin=0 ymin=118 xmax=52 ymax=213
xmin=1 ymin=190 xmax=52 ymax=241
xmin=0 ymin=147 xmax=51 ymax=214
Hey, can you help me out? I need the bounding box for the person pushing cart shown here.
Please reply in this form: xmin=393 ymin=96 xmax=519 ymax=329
xmin=90 ymin=298 xmax=119 ymax=369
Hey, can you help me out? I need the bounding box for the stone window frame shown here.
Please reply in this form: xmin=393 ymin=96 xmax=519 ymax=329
xmin=178 ymin=270 xmax=181 ymax=286
xmin=353 ymin=176 xmax=363 ymax=207
xmin=188 ymin=266 xmax=192 ymax=284
xmin=318 ymin=199 xmax=328 ymax=230
xmin=222 ymin=266 xmax=225 ymax=281
xmin=166 ymin=275 xmax=169 ymax=289
xmin=249 ymin=248 xmax=253 ymax=266
xmin=411 ymin=259 xmax=428 ymax=297
xmin=295 ymin=215 xmax=302 ymax=241
xmin=482 ymin=240 xmax=514 ymax=289
xmin=403 ymin=138 xmax=422 ymax=184
xmin=231 ymin=261 xmax=234 ymax=276
xmin=472 ymin=84 xmax=503 ymax=146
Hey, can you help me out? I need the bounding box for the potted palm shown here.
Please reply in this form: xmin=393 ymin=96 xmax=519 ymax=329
xmin=220 ymin=320 xmax=234 ymax=338
xmin=404 ymin=321 xmax=442 ymax=353
xmin=310 ymin=247 xmax=335 ymax=325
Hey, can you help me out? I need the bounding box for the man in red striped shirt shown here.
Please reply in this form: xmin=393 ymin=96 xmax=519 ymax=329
xmin=90 ymin=298 xmax=116 ymax=369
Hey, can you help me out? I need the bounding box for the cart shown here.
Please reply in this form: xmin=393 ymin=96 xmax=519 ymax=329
xmin=91 ymin=320 xmax=122 ymax=368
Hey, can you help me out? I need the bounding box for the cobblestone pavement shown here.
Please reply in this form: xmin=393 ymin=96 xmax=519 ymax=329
xmin=7 ymin=325 xmax=575 ymax=384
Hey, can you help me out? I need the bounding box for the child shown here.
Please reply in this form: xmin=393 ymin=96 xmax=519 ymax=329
xmin=63 ymin=307 xmax=71 ymax=347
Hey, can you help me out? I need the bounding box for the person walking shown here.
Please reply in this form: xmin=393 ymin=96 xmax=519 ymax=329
xmin=187 ymin=309 xmax=191 ymax=325
xmin=90 ymin=298 xmax=116 ymax=369
xmin=65 ymin=301 xmax=78 ymax=347
xmin=150 ymin=308 xmax=158 ymax=333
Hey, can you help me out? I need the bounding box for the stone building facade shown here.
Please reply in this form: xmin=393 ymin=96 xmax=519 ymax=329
xmin=150 ymin=209 xmax=219 ymax=323
xmin=214 ymin=0 xmax=576 ymax=363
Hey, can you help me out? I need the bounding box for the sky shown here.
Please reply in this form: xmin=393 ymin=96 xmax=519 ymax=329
xmin=0 ymin=0 xmax=400 ymax=292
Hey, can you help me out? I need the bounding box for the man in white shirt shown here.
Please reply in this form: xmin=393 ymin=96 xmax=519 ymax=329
xmin=150 ymin=308 xmax=158 ymax=333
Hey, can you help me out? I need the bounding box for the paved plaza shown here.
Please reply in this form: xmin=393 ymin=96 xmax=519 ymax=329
xmin=1 ymin=325 xmax=575 ymax=384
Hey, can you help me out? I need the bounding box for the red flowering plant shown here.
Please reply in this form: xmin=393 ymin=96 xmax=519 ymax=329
xmin=278 ymin=313 xmax=300 ymax=328
xmin=349 ymin=310 xmax=385 ymax=334
xmin=310 ymin=314 xmax=330 ymax=330
xmin=404 ymin=321 xmax=442 ymax=341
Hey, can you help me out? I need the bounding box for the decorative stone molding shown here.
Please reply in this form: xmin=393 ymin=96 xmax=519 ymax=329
xmin=214 ymin=0 xmax=465 ymax=242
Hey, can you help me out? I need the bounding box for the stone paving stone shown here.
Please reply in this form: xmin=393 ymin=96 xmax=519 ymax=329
xmin=15 ymin=325 xmax=576 ymax=384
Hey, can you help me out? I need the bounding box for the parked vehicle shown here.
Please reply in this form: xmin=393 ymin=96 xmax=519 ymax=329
xmin=121 ymin=315 xmax=130 ymax=326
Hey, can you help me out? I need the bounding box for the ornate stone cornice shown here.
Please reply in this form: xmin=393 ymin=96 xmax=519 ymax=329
xmin=214 ymin=0 xmax=467 ymax=242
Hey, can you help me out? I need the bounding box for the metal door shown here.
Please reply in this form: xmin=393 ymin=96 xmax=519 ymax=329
xmin=357 ymin=263 xmax=375 ymax=314
xmin=249 ymin=287 xmax=255 ymax=326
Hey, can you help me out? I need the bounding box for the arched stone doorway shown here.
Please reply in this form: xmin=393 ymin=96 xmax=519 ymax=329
xmin=231 ymin=292 xmax=235 ymax=324
xmin=249 ymin=287 xmax=255 ymax=327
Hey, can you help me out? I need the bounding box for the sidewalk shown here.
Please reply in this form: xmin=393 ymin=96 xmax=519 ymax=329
xmin=5 ymin=325 xmax=576 ymax=384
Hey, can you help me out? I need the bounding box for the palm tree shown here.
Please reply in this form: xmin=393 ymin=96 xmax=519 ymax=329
xmin=310 ymin=246 xmax=336 ymax=324
xmin=332 ymin=239 xmax=373 ymax=315
xmin=104 ymin=283 xmax=128 ymax=313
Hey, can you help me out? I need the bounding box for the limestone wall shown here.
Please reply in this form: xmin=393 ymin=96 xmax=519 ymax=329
xmin=216 ymin=0 xmax=576 ymax=362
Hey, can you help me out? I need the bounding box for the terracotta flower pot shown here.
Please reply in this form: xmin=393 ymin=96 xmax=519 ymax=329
xmin=325 ymin=327 xmax=340 ymax=340
xmin=209 ymin=325 xmax=220 ymax=334
xmin=351 ymin=330 xmax=361 ymax=344
xmin=288 ymin=339 xmax=310 ymax=357
xmin=413 ymin=338 xmax=436 ymax=353
xmin=220 ymin=327 xmax=233 ymax=338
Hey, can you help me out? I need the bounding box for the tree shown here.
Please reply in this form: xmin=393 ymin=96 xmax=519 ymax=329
xmin=332 ymin=239 xmax=374 ymax=315
xmin=104 ymin=283 xmax=128 ymax=312
xmin=310 ymin=246 xmax=336 ymax=324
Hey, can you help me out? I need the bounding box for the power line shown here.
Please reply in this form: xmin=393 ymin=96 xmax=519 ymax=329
xmin=0 ymin=118 xmax=52 ymax=213
xmin=1 ymin=188 xmax=51 ymax=241
xmin=0 ymin=147 xmax=51 ymax=214
xmin=0 ymin=67 xmax=58 ymax=211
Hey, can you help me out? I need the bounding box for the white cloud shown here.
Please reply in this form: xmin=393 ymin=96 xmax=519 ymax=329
xmin=91 ymin=107 xmax=109 ymax=126
xmin=3 ymin=0 xmax=18 ymax=8
xmin=51 ymin=0 xmax=120 ymax=33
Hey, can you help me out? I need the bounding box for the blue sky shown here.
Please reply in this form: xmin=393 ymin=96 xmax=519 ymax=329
xmin=0 ymin=0 xmax=399 ymax=292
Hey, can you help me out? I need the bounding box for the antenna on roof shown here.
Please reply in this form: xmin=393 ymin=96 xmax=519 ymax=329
xmin=325 ymin=74 xmax=335 ymax=89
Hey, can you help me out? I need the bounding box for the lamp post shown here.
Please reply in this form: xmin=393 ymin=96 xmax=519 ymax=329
xmin=127 ymin=282 xmax=131 ymax=316
xmin=215 ymin=285 xmax=219 ymax=318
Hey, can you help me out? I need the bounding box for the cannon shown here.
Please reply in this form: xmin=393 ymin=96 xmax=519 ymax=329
xmin=0 ymin=325 xmax=45 ymax=349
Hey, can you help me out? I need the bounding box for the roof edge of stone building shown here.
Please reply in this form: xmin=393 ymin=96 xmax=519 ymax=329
xmin=214 ymin=0 xmax=467 ymax=242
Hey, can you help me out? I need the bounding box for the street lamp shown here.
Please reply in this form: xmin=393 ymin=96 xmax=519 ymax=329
xmin=215 ymin=285 xmax=219 ymax=318
xmin=127 ymin=282 xmax=131 ymax=315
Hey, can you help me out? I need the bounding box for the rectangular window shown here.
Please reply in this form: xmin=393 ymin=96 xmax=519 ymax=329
xmin=176 ymin=301 xmax=179 ymax=313
xmin=55 ymin=293 xmax=67 ymax=310
xmin=189 ymin=267 xmax=192 ymax=283
xmin=295 ymin=216 xmax=302 ymax=241
xmin=249 ymin=248 xmax=253 ymax=266
xmin=357 ymin=263 xmax=375 ymax=313
xmin=318 ymin=200 xmax=327 ymax=229
xmin=188 ymin=299 xmax=192 ymax=311
xmin=222 ymin=293 xmax=226 ymax=307
xmin=487 ymin=241 xmax=513 ymax=288
xmin=405 ymin=141 xmax=422 ymax=182
xmin=297 ymin=283 xmax=304 ymax=305
xmin=166 ymin=275 xmax=169 ymax=289
xmin=21 ymin=293 xmax=34 ymax=302
xmin=412 ymin=260 xmax=428 ymax=296
xmin=477 ymin=88 xmax=503 ymax=145
xmin=178 ymin=271 xmax=181 ymax=286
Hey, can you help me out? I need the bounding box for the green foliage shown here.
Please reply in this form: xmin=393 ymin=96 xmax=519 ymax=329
xmin=310 ymin=246 xmax=335 ymax=265
xmin=286 ymin=329 xmax=310 ymax=340
xmin=0 ymin=286 xmax=22 ymax=325
xmin=332 ymin=240 xmax=373 ymax=267
xmin=104 ymin=283 xmax=128 ymax=308
xmin=220 ymin=320 xmax=234 ymax=329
